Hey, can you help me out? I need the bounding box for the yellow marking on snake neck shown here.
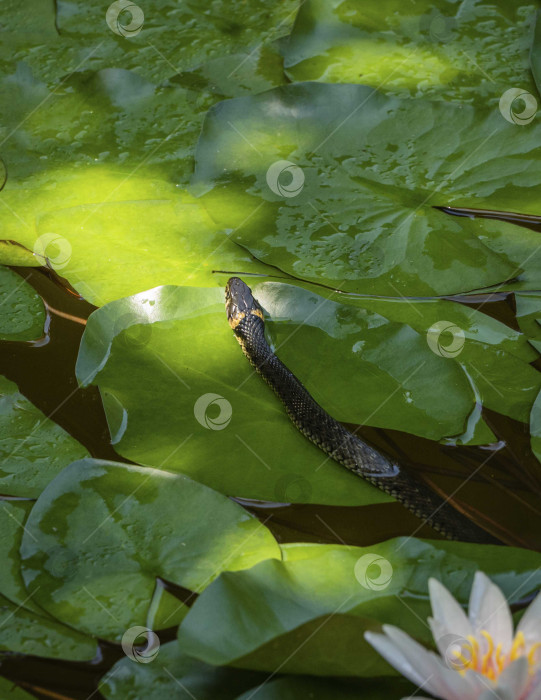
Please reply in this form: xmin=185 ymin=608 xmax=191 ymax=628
xmin=230 ymin=308 xmax=264 ymax=330
xmin=230 ymin=311 xmax=246 ymax=329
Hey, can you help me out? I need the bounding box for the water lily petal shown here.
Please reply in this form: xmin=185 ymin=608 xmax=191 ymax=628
xmin=364 ymin=630 xmax=427 ymax=689
xmin=516 ymin=592 xmax=541 ymax=647
xmin=526 ymin=675 xmax=541 ymax=700
xmin=469 ymin=572 xmax=513 ymax=653
xmin=429 ymin=616 xmax=474 ymax=670
xmin=429 ymin=578 xmax=472 ymax=640
xmin=495 ymin=657 xmax=529 ymax=699
xmin=479 ymin=691 xmax=506 ymax=700
xmin=383 ymin=625 xmax=476 ymax=700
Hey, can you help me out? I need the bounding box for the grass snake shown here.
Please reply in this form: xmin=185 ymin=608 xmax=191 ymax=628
xmin=225 ymin=277 xmax=501 ymax=545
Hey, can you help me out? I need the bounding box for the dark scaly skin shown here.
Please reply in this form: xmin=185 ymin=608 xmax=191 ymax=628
xmin=225 ymin=277 xmax=501 ymax=545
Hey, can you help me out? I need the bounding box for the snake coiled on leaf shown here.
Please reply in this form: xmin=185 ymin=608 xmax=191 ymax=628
xmin=225 ymin=277 xmax=500 ymax=544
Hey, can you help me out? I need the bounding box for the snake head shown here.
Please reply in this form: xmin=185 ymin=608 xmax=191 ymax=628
xmin=225 ymin=277 xmax=264 ymax=331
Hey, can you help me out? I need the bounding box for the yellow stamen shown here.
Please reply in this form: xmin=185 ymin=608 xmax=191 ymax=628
xmin=481 ymin=630 xmax=494 ymax=675
xmin=510 ymin=631 xmax=526 ymax=660
xmin=495 ymin=642 xmax=504 ymax=673
xmin=528 ymin=642 xmax=541 ymax=670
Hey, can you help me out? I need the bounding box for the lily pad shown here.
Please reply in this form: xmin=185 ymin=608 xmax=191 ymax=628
xmin=0 ymin=375 xmax=89 ymax=497
xmin=192 ymin=82 xmax=541 ymax=297
xmin=0 ymin=169 xmax=283 ymax=305
xmin=99 ymin=642 xmax=264 ymax=700
xmin=283 ymin=0 xmax=538 ymax=101
xmin=0 ymin=676 xmax=40 ymax=699
xmin=0 ymin=0 xmax=298 ymax=87
xmin=0 ymin=499 xmax=43 ymax=614
xmin=20 ymin=458 xmax=280 ymax=640
xmin=515 ymin=292 xmax=541 ymax=352
xmin=530 ymin=9 xmax=541 ymax=96
xmin=0 ymin=266 xmax=45 ymax=341
xmin=0 ymin=590 xmax=97 ymax=661
xmin=75 ymin=285 xmax=394 ymax=506
xmin=177 ymin=538 xmax=541 ymax=677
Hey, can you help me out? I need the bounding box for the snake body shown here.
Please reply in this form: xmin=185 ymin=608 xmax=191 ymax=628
xmin=225 ymin=277 xmax=500 ymax=544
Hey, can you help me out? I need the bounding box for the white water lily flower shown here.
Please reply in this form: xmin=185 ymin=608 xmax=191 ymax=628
xmin=365 ymin=571 xmax=541 ymax=700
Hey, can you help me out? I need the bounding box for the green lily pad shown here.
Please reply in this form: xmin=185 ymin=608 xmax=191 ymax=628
xmin=99 ymin=642 xmax=264 ymax=700
xmin=0 ymin=375 xmax=89 ymax=497
xmin=0 ymin=589 xmax=97 ymax=660
xmin=192 ymin=82 xmax=541 ymax=297
xmin=530 ymin=9 xmax=541 ymax=96
xmin=283 ymin=0 xmax=538 ymax=101
xmin=0 ymin=0 xmax=298 ymax=87
xmin=0 ymin=675 xmax=40 ymax=699
xmin=0 ymin=500 xmax=43 ymax=614
xmin=256 ymin=281 xmax=538 ymax=430
xmin=515 ymin=292 xmax=541 ymax=352
xmin=75 ymin=285 xmax=394 ymax=506
xmin=20 ymin=458 xmax=280 ymax=641
xmin=0 ymin=266 xmax=45 ymax=341
xmin=177 ymin=538 xmax=541 ymax=677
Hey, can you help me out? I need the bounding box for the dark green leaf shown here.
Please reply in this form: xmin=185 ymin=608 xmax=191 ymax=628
xmin=20 ymin=458 xmax=280 ymax=640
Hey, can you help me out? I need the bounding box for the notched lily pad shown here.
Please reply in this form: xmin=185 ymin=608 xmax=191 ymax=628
xmin=20 ymin=458 xmax=280 ymax=641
